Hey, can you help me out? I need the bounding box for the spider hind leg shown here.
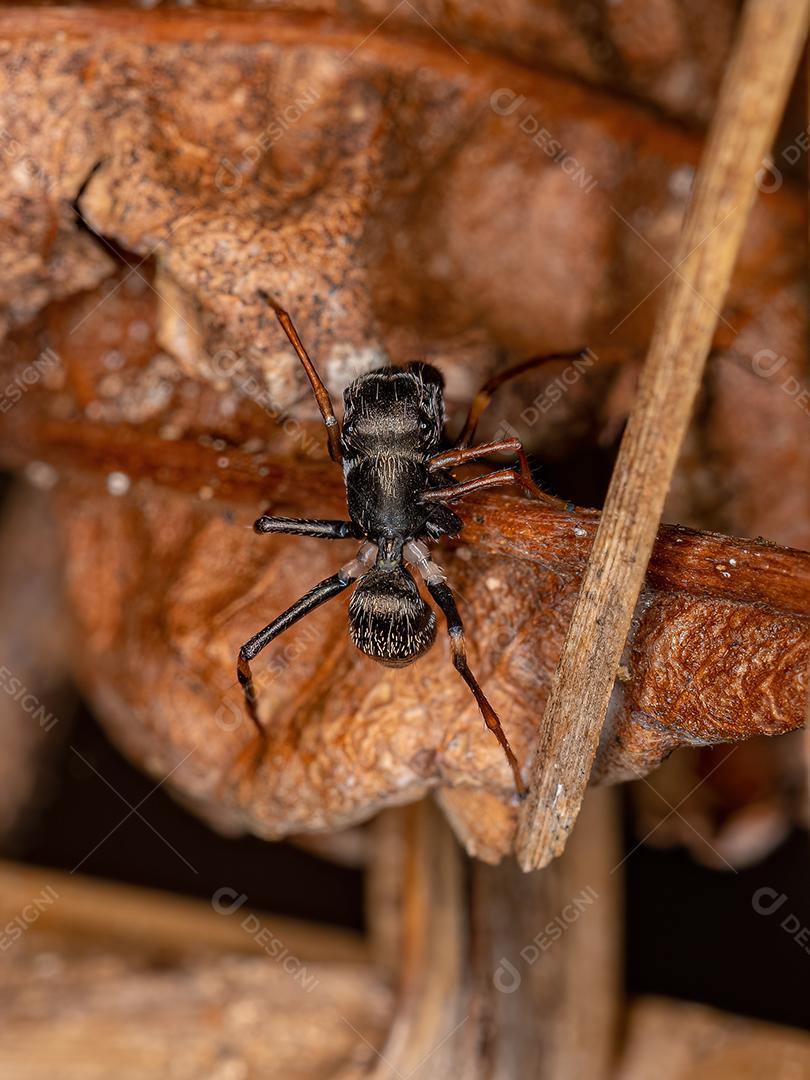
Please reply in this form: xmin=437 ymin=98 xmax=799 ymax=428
xmin=236 ymin=544 xmax=376 ymax=735
xmin=403 ymin=543 xmax=527 ymax=800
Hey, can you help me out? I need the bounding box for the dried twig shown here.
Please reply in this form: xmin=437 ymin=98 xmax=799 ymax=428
xmin=517 ymin=0 xmax=810 ymax=871
xmin=363 ymin=786 xmax=621 ymax=1075
xmin=0 ymin=860 xmax=366 ymax=963
xmin=617 ymin=998 xmax=810 ymax=1079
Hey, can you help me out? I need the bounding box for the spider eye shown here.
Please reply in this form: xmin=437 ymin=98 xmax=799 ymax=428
xmin=418 ymin=417 xmax=431 ymax=435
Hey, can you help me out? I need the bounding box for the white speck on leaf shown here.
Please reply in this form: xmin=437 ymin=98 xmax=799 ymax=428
xmin=106 ymin=471 xmax=130 ymax=496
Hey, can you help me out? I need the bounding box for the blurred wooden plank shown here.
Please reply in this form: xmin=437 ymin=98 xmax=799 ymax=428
xmin=0 ymin=859 xmax=382 ymax=1078
xmin=0 ymin=860 xmax=367 ymax=963
xmin=367 ymin=801 xmax=468 ymax=1079
xmin=365 ymin=788 xmax=622 ymax=1077
xmin=617 ymin=997 xmax=810 ymax=1079
xmin=474 ymin=786 xmax=621 ymax=1079
xmin=0 ymin=936 xmax=390 ymax=1080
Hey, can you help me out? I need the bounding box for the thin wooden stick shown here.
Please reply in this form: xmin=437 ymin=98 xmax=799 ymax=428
xmin=517 ymin=0 xmax=810 ymax=872
xmin=805 ymin=45 xmax=810 ymax=831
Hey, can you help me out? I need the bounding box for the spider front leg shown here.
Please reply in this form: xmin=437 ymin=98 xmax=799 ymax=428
xmin=259 ymin=291 xmax=343 ymax=464
xmin=455 ymin=348 xmax=591 ymax=447
xmin=421 ymin=467 xmax=542 ymax=504
xmin=427 ymin=576 xmax=528 ymax=800
xmin=253 ymin=515 xmax=359 ymax=539
xmin=429 ymin=438 xmax=558 ymax=503
xmin=237 ymin=544 xmax=376 ymax=734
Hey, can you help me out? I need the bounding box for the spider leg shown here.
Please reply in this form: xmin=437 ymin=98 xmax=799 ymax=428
xmin=259 ymin=291 xmax=343 ymax=464
xmin=253 ymin=515 xmax=360 ymax=539
xmin=456 ymin=348 xmax=591 ymax=447
xmin=427 ymin=577 xmax=527 ymax=800
xmin=429 ymin=438 xmax=546 ymax=499
xmin=421 ymin=467 xmax=542 ymax=505
xmin=237 ymin=574 xmax=351 ymax=735
xmin=237 ymin=544 xmax=376 ymax=734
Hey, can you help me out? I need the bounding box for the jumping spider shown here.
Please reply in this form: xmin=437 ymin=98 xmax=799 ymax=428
xmin=237 ymin=295 xmax=580 ymax=798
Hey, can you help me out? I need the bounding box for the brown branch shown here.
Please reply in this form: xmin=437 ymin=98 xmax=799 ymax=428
xmin=1 ymin=420 xmax=808 ymax=859
xmin=6 ymin=418 xmax=810 ymax=618
xmin=516 ymin=0 xmax=810 ymax=872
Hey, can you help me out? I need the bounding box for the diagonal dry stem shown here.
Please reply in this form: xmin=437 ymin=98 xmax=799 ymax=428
xmin=517 ymin=0 xmax=810 ymax=872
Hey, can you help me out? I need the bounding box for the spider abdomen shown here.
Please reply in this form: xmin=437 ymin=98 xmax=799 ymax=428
xmin=348 ymin=565 xmax=436 ymax=667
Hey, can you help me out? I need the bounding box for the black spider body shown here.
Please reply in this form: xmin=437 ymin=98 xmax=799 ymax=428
xmin=342 ymin=364 xmax=458 ymax=549
xmin=340 ymin=364 xmax=457 ymax=667
xmin=235 ymin=297 xmax=576 ymax=798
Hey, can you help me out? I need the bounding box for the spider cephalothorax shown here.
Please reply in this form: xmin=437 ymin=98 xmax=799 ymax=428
xmin=236 ymin=296 xmax=579 ymax=799
xmin=341 ymin=364 xmax=451 ymax=543
xmin=341 ymin=363 xmax=444 ymax=454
